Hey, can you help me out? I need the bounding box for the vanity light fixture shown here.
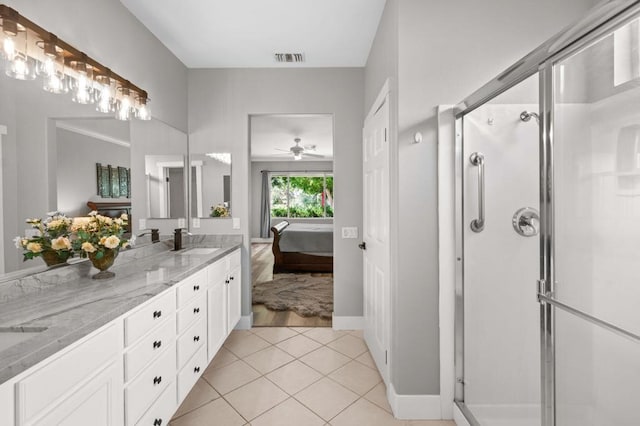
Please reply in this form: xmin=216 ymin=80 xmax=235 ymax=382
xmin=0 ymin=4 xmax=151 ymax=121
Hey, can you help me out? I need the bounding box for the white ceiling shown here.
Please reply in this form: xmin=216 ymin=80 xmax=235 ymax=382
xmin=250 ymin=114 xmax=333 ymax=162
xmin=120 ymin=0 xmax=386 ymax=68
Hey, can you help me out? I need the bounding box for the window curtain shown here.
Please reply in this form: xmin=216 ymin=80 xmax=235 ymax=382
xmin=260 ymin=171 xmax=271 ymax=238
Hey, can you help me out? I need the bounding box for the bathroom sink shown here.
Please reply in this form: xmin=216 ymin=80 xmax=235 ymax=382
xmin=179 ymin=247 xmax=220 ymax=256
xmin=0 ymin=327 xmax=47 ymax=352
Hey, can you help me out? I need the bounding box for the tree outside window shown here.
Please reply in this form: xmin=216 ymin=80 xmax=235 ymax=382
xmin=270 ymin=173 xmax=333 ymax=218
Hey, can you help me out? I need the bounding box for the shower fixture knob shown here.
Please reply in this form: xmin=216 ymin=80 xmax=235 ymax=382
xmin=512 ymin=207 xmax=540 ymax=237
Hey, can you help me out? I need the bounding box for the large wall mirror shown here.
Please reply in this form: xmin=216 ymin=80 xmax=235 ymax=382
xmin=190 ymin=153 xmax=232 ymax=218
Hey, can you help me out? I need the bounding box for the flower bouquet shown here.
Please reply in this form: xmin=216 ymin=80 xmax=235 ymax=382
xmin=210 ymin=203 xmax=229 ymax=217
xmin=14 ymin=212 xmax=74 ymax=267
xmin=72 ymin=211 xmax=131 ymax=279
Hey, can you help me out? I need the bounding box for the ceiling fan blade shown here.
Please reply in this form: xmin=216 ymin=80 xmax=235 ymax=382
xmin=303 ymin=152 xmax=325 ymax=158
xmin=275 ymin=148 xmax=291 ymax=153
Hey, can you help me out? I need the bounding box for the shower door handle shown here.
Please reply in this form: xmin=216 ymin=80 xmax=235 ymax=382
xmin=469 ymin=152 xmax=485 ymax=232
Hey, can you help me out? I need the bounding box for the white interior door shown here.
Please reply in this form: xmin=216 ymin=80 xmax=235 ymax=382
xmin=363 ymin=90 xmax=390 ymax=383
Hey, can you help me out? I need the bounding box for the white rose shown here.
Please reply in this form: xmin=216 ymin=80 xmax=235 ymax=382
xmin=81 ymin=242 xmax=96 ymax=253
xmin=51 ymin=236 xmax=71 ymax=250
xmin=27 ymin=242 xmax=42 ymax=253
xmin=104 ymin=235 xmax=120 ymax=249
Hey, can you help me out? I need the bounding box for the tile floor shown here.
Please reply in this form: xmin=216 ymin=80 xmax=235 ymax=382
xmin=170 ymin=327 xmax=455 ymax=426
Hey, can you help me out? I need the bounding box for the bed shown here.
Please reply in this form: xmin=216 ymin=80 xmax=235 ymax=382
xmin=270 ymin=220 xmax=333 ymax=273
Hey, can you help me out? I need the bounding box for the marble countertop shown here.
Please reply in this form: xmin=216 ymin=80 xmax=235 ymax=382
xmin=0 ymin=235 xmax=242 ymax=385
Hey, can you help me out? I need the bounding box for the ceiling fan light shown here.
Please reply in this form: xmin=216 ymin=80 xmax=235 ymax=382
xmin=294 ymin=153 xmax=302 ymax=161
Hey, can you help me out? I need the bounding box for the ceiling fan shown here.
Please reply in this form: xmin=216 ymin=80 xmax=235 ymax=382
xmin=276 ymin=138 xmax=324 ymax=160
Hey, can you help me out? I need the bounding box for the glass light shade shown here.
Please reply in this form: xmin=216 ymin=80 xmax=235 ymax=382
xmin=5 ymin=52 xmax=35 ymax=80
xmin=95 ymin=75 xmax=115 ymax=113
xmin=115 ymin=96 xmax=132 ymax=121
xmin=70 ymin=60 xmax=94 ymax=104
xmin=43 ymin=70 xmax=68 ymax=94
xmin=136 ymin=96 xmax=151 ymax=120
xmin=38 ymin=54 xmax=68 ymax=94
xmin=294 ymin=153 xmax=302 ymax=160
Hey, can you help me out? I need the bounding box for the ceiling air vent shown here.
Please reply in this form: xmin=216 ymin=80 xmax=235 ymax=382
xmin=274 ymin=53 xmax=305 ymax=63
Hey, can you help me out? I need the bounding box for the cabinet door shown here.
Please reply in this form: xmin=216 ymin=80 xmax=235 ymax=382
xmin=0 ymin=380 xmax=13 ymax=426
xmin=31 ymin=362 xmax=122 ymax=426
xmin=207 ymin=276 xmax=227 ymax=362
xmin=227 ymin=265 xmax=241 ymax=331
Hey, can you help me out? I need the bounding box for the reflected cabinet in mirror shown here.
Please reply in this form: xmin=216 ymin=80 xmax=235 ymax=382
xmin=190 ymin=153 xmax=232 ymax=218
xmin=144 ymin=155 xmax=187 ymax=218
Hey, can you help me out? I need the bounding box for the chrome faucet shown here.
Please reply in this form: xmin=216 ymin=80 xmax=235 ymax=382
xmin=137 ymin=228 xmax=160 ymax=243
xmin=173 ymin=228 xmax=191 ymax=251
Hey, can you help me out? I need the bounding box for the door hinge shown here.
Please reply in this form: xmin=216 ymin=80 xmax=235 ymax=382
xmin=385 ymin=350 xmax=388 ymax=365
xmin=456 ymin=377 xmax=465 ymax=385
xmin=537 ymin=279 xmax=546 ymax=303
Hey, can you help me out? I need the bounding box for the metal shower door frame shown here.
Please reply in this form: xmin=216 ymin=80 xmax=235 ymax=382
xmin=453 ymin=2 xmax=640 ymax=426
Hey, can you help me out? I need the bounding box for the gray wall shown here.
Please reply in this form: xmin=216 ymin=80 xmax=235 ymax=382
xmin=56 ymin=128 xmax=130 ymax=217
xmin=250 ymin=160 xmax=333 ymax=238
xmin=188 ymin=68 xmax=364 ymax=320
xmin=365 ymin=0 xmax=598 ymax=397
xmin=0 ymin=0 xmax=187 ymax=272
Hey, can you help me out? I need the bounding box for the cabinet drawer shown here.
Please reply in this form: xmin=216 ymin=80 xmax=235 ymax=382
xmin=176 ymin=269 xmax=206 ymax=308
xmin=207 ymin=259 xmax=226 ymax=284
xmin=178 ymin=346 xmax=207 ymax=404
xmin=125 ymin=344 xmax=176 ymax=426
xmin=124 ymin=290 xmax=175 ymax=347
xmin=177 ymin=292 xmax=206 ymax=334
xmin=135 ymin=380 xmax=176 ymax=426
xmin=16 ymin=323 xmax=119 ymax=425
xmin=177 ymin=317 xmax=206 ymax=368
xmin=124 ymin=314 xmax=176 ymax=382
xmin=229 ymin=249 xmax=241 ymax=270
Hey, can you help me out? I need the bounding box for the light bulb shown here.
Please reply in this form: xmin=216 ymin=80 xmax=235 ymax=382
xmin=2 ymin=37 xmax=15 ymax=59
xmin=96 ymin=85 xmax=113 ymax=113
xmin=72 ymin=74 xmax=94 ymax=104
xmin=44 ymin=72 xmax=67 ymax=94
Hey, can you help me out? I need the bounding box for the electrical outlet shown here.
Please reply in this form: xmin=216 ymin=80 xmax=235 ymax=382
xmin=178 ymin=218 xmax=186 ymax=228
xmin=341 ymin=227 xmax=358 ymax=239
xmin=139 ymin=219 xmax=146 ymax=230
xmin=232 ymin=217 xmax=240 ymax=229
xmin=192 ymin=218 xmax=200 ymax=228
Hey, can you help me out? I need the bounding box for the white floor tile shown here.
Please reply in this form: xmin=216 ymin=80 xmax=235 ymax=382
xmin=250 ymin=397 xmax=325 ymax=426
xmin=266 ymin=360 xmax=323 ymax=395
xmin=294 ymin=377 xmax=359 ymax=421
xmin=225 ymin=377 xmax=289 ymax=420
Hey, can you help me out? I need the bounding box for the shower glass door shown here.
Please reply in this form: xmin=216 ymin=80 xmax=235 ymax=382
xmin=550 ymin=13 xmax=640 ymax=426
xmin=460 ymin=75 xmax=541 ymax=426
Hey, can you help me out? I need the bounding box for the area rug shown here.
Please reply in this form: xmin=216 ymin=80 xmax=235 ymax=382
xmin=252 ymin=273 xmax=333 ymax=319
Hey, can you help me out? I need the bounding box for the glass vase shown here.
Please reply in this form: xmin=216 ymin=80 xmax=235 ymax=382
xmin=41 ymin=249 xmax=70 ymax=267
xmin=88 ymin=248 xmax=118 ymax=279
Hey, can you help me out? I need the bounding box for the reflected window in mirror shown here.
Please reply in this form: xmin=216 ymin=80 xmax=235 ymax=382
xmin=190 ymin=153 xmax=232 ymax=218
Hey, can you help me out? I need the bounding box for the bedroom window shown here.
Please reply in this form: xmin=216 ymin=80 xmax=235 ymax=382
xmin=270 ymin=173 xmax=334 ymax=218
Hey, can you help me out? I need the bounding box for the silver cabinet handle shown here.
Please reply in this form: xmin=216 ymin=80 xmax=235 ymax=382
xmin=469 ymin=152 xmax=485 ymax=232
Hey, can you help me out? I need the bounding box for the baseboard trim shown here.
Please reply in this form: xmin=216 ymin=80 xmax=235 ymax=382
xmin=251 ymin=238 xmax=273 ymax=243
xmin=387 ymin=383 xmax=442 ymax=420
xmin=453 ymin=403 xmax=471 ymax=426
xmin=235 ymin=313 xmax=253 ymax=330
xmin=331 ymin=315 xmax=364 ymax=330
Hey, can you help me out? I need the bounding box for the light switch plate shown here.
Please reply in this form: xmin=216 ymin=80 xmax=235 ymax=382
xmin=192 ymin=218 xmax=200 ymax=228
xmin=178 ymin=218 xmax=186 ymax=228
xmin=138 ymin=219 xmax=146 ymax=230
xmin=232 ymin=218 xmax=240 ymax=229
xmin=341 ymin=227 xmax=358 ymax=239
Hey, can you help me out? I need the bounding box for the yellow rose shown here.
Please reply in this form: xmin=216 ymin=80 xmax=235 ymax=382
xmin=51 ymin=236 xmax=71 ymax=250
xmin=27 ymin=242 xmax=42 ymax=253
xmin=120 ymin=213 xmax=128 ymax=221
xmin=104 ymin=235 xmax=120 ymax=249
xmin=81 ymin=242 xmax=96 ymax=253
xmin=99 ymin=236 xmax=107 ymax=245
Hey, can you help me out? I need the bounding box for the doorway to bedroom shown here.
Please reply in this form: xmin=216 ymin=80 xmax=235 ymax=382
xmin=249 ymin=114 xmax=335 ymax=327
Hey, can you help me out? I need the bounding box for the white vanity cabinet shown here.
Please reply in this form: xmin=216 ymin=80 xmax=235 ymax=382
xmin=0 ymin=246 xmax=242 ymax=426
xmin=15 ymin=323 xmax=123 ymax=426
xmin=207 ymin=248 xmax=241 ymax=362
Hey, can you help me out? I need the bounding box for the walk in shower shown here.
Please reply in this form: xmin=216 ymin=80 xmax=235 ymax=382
xmin=454 ymin=2 xmax=640 ymax=425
